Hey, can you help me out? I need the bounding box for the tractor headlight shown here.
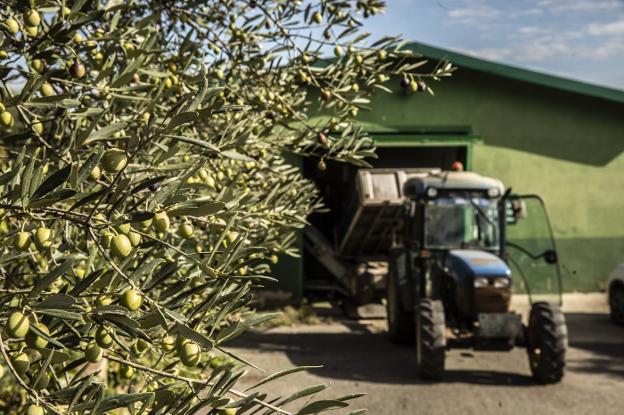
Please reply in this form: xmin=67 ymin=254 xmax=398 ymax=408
xmin=487 ymin=187 xmax=501 ymax=198
xmin=493 ymin=277 xmax=511 ymax=288
xmin=426 ymin=187 xmax=438 ymax=198
xmin=473 ymin=277 xmax=489 ymax=288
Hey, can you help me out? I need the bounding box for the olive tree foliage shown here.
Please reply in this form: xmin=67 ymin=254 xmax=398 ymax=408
xmin=0 ymin=0 xmax=452 ymax=413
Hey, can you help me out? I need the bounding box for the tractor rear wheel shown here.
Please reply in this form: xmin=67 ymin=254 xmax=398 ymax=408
xmin=386 ymin=269 xmax=415 ymax=344
xmin=416 ymin=299 xmax=446 ymax=380
xmin=527 ymin=302 xmax=567 ymax=384
xmin=609 ymin=284 xmax=624 ymax=325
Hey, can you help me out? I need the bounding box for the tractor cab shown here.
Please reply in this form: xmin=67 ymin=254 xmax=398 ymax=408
xmin=401 ymin=171 xmax=562 ymax=309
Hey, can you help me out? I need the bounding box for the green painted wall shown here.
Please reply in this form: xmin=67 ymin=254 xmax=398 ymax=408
xmin=351 ymin=68 xmax=624 ymax=292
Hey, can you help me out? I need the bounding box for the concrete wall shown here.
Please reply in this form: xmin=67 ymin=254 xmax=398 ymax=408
xmin=352 ymin=68 xmax=624 ymax=291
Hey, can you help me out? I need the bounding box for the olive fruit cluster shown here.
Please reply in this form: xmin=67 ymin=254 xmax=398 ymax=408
xmin=12 ymin=226 xmax=52 ymax=252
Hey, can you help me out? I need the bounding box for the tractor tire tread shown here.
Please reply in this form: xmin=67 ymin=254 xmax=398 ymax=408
xmin=527 ymin=302 xmax=567 ymax=384
xmin=417 ymin=299 xmax=446 ymax=380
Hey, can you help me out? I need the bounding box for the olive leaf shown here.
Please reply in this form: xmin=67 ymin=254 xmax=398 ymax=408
xmin=32 ymin=164 xmax=71 ymax=199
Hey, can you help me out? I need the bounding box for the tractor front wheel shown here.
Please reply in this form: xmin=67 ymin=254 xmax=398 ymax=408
xmin=527 ymin=302 xmax=567 ymax=384
xmin=416 ymin=299 xmax=446 ymax=380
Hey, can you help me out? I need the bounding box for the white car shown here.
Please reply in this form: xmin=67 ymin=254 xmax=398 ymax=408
xmin=608 ymin=263 xmax=624 ymax=325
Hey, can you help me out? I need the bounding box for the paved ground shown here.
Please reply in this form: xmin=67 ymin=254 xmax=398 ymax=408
xmin=229 ymin=294 xmax=624 ymax=415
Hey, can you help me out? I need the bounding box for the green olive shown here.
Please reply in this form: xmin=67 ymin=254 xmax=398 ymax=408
xmin=25 ymin=322 xmax=49 ymax=349
xmin=74 ymin=266 xmax=85 ymax=278
xmin=96 ymin=295 xmax=113 ymax=306
xmin=90 ymin=165 xmax=101 ymax=180
xmin=14 ymin=231 xmax=31 ymax=251
xmin=101 ymin=149 xmax=127 ymax=173
xmin=162 ymin=335 xmax=175 ymax=352
xmin=32 ymin=371 xmax=50 ymax=390
xmin=32 ymin=120 xmax=43 ymax=135
xmin=11 ymin=352 xmax=30 ymax=374
xmin=132 ymin=339 xmax=149 ymax=356
xmin=24 ymin=9 xmax=41 ymax=27
xmin=120 ymin=288 xmax=142 ymax=311
xmin=177 ymin=223 xmax=193 ymax=239
xmin=334 ymin=46 xmax=343 ymax=57
xmin=110 ymin=234 xmax=132 ymax=258
xmin=26 ymin=404 xmax=45 ymax=415
xmin=7 ymin=311 xmax=30 ymax=338
xmin=31 ymin=59 xmax=44 ymax=73
xmin=5 ymin=18 xmax=19 ymax=35
xmin=141 ymin=112 xmax=151 ymax=124
xmin=119 ymin=364 xmax=134 ymax=379
xmin=127 ymin=231 xmax=141 ymax=247
xmin=178 ymin=340 xmax=201 ymax=367
xmin=25 ymin=25 xmax=38 ymax=37
xmin=40 ymin=82 xmax=55 ymax=97
xmin=312 ymin=12 xmax=322 ymax=24
xmin=34 ymin=226 xmax=51 ymax=248
xmin=95 ymin=327 xmax=114 ymax=349
xmin=114 ymin=218 xmax=131 ymax=235
xmin=219 ymin=408 xmax=238 ymax=415
xmin=152 ymin=212 xmax=170 ymax=232
xmin=85 ymin=343 xmax=102 ymax=363
xmin=0 ymin=111 xmax=14 ymax=128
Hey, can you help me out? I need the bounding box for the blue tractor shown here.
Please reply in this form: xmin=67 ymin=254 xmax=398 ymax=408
xmin=305 ymin=168 xmax=568 ymax=383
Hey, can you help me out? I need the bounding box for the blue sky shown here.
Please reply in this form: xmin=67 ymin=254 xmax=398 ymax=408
xmin=364 ymin=0 xmax=624 ymax=89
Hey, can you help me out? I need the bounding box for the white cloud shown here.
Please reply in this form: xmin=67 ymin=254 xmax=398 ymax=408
xmin=514 ymin=40 xmax=572 ymax=62
xmin=588 ymin=19 xmax=624 ymax=35
xmin=446 ymin=4 xmax=500 ymax=24
xmin=580 ymin=38 xmax=624 ymax=59
xmin=459 ymin=47 xmax=512 ymax=61
xmin=537 ymin=0 xmax=621 ymax=13
xmin=517 ymin=26 xmax=550 ymax=36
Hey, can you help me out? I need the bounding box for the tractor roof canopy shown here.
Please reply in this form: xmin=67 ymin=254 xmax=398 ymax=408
xmin=403 ymin=171 xmax=505 ymax=198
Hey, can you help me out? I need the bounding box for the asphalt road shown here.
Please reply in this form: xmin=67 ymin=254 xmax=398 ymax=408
xmin=229 ymin=294 xmax=624 ymax=415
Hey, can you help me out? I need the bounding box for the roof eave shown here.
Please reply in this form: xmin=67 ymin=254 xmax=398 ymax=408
xmin=405 ymin=42 xmax=624 ymax=105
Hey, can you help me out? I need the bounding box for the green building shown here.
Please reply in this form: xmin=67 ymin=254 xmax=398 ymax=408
xmin=273 ymin=42 xmax=624 ymax=300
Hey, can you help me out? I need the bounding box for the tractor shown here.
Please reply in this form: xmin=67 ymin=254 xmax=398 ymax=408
xmin=304 ymin=167 xmax=568 ymax=383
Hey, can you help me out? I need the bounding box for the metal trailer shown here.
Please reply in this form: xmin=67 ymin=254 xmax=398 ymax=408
xmin=304 ymin=168 xmax=568 ymax=383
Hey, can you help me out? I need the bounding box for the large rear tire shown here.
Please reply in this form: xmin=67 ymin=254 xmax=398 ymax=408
xmin=527 ymin=302 xmax=567 ymax=384
xmin=416 ymin=299 xmax=446 ymax=380
xmin=386 ymin=269 xmax=415 ymax=344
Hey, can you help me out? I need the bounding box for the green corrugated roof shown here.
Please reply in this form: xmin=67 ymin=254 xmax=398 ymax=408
xmin=406 ymin=42 xmax=624 ymax=105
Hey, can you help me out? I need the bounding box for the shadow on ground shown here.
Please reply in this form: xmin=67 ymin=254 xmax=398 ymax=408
xmin=565 ymin=313 xmax=624 ymax=379
xmin=230 ymin=312 xmax=624 ymax=385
